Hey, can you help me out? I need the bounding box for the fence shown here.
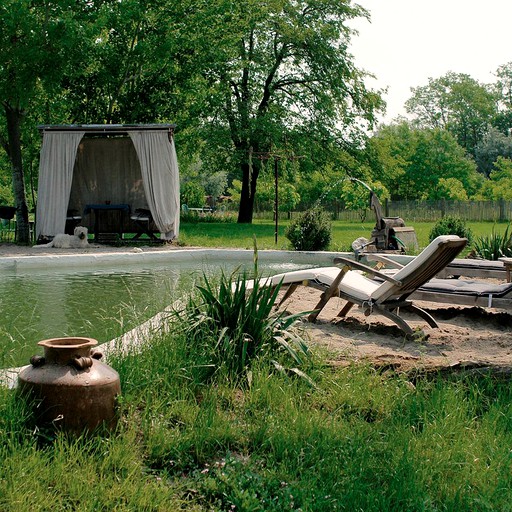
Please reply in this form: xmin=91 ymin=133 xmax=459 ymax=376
xmin=253 ymin=200 xmax=512 ymax=223
xmin=1 ymin=200 xmax=510 ymax=241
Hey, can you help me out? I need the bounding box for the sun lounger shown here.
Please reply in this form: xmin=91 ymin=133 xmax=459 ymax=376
xmin=363 ymin=253 xmax=511 ymax=282
xmin=248 ymin=235 xmax=467 ymax=337
xmin=352 ymin=252 xmax=512 ymax=309
xmin=438 ymin=257 xmax=510 ymax=281
xmin=411 ymin=278 xmax=512 ymax=309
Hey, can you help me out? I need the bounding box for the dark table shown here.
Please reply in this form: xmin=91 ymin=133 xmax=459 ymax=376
xmin=84 ymin=204 xmax=130 ymax=242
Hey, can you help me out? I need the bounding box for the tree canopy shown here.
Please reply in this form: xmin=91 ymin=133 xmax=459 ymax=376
xmin=171 ymin=0 xmax=385 ymax=222
xmin=3 ymin=1 xmax=512 ymax=237
xmin=369 ymin=122 xmax=482 ymax=200
xmin=0 ymin=0 xmax=385 ymax=231
xmin=405 ymin=72 xmax=496 ymax=157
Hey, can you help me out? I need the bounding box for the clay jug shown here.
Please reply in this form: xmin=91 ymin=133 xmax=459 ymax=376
xmin=18 ymin=337 xmax=121 ymax=433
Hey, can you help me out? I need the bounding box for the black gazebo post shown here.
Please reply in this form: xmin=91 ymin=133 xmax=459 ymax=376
xmin=274 ymin=157 xmax=279 ymax=245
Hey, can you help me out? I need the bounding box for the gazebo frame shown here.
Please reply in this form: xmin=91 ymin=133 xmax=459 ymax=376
xmin=35 ymin=124 xmax=180 ymax=243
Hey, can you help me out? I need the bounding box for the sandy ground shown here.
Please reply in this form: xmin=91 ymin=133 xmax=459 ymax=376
xmin=279 ymin=285 xmax=512 ymax=373
xmin=2 ymin=241 xmax=512 ymax=374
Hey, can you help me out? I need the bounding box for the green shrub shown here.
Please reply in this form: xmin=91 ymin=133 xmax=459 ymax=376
xmin=285 ymin=208 xmax=332 ymax=251
xmin=472 ymin=224 xmax=512 ymax=260
xmin=173 ymin=267 xmax=310 ymax=385
xmin=180 ymin=211 xmax=237 ymax=224
xmin=181 ymin=181 xmax=206 ymax=208
xmin=429 ymin=215 xmax=473 ymax=243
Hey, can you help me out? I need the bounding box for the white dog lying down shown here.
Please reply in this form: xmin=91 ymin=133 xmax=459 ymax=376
xmin=35 ymin=226 xmax=89 ymax=248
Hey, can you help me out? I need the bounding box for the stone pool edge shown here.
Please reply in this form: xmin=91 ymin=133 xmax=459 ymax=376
xmin=0 ymin=247 xmax=349 ymax=271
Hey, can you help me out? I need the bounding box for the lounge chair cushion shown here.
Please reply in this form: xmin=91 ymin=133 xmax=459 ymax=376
xmin=263 ymin=267 xmax=382 ymax=302
xmin=447 ymin=259 xmax=504 ymax=271
xmin=421 ymin=278 xmax=512 ymax=297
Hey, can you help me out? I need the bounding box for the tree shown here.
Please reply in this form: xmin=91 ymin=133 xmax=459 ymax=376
xmin=254 ymin=167 xmax=301 ymax=214
xmin=180 ymin=181 xmax=205 ymax=208
xmin=63 ymin=0 xmax=180 ymax=124
xmin=0 ymin=0 xmax=90 ymax=243
xmin=176 ymin=0 xmax=384 ymax=223
xmin=369 ymin=122 xmax=482 ymax=200
xmin=405 ymin=72 xmax=496 ymax=156
xmin=366 ymin=123 xmax=412 ymax=198
xmin=477 ymin=157 xmax=512 ymax=200
xmin=340 ymin=178 xmax=389 ymax=221
xmin=494 ymin=62 xmax=512 ymax=110
xmin=491 ymin=62 xmax=512 ymax=135
xmin=474 ymin=127 xmax=512 ymax=177
xmin=203 ymin=171 xmax=228 ymax=208
xmin=434 ymin=178 xmax=468 ymax=201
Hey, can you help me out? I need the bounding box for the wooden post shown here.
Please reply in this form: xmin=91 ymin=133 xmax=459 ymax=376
xmin=274 ymin=157 xmax=279 ymax=245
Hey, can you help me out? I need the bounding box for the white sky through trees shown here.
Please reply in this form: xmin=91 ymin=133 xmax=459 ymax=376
xmin=350 ymin=0 xmax=512 ymax=122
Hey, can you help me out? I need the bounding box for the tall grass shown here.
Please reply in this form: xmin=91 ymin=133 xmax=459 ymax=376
xmin=171 ymin=243 xmax=311 ymax=385
xmin=110 ymin=326 xmax=512 ymax=511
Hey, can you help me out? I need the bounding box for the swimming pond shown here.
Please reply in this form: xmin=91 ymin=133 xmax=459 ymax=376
xmin=0 ymin=249 xmax=339 ymax=368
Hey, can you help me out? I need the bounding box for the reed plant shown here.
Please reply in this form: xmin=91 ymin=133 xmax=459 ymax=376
xmin=472 ymin=223 xmax=512 ymax=260
xmin=171 ymin=249 xmax=311 ymax=385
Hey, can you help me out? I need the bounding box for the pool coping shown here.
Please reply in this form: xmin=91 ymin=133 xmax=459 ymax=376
xmin=0 ymin=247 xmax=353 ymax=271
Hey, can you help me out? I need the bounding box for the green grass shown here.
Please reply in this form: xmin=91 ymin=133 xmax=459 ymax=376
xmin=3 ymin=324 xmax=512 ymax=511
xmin=178 ymin=219 xmax=506 ymax=254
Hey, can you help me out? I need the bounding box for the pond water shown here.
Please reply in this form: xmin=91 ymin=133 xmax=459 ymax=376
xmin=0 ymin=256 xmax=315 ymax=368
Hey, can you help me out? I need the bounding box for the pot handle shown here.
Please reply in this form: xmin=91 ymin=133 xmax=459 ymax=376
xmin=71 ymin=356 xmax=93 ymax=370
xmin=30 ymin=355 xmax=46 ymax=367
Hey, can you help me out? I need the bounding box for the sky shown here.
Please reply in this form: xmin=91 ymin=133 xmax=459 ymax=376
xmin=349 ymin=0 xmax=512 ymax=123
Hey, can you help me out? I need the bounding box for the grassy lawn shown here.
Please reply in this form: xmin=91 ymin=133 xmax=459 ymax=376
xmin=179 ymin=218 xmax=505 ymax=254
xmin=1 ymin=218 xmax=512 ymax=511
xmin=2 ymin=327 xmax=511 ymax=511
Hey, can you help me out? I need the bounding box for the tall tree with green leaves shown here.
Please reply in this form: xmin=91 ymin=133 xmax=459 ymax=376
xmin=405 ymin=72 xmax=496 ymax=156
xmin=0 ymin=0 xmax=89 ymax=243
xmin=474 ymin=127 xmax=512 ymax=177
xmin=477 ymin=156 xmax=512 ymax=200
xmin=491 ymin=62 xmax=512 ymax=135
xmin=369 ymin=122 xmax=482 ymax=200
xmin=176 ymin=0 xmax=384 ymax=223
xmin=64 ymin=0 xmax=180 ymax=124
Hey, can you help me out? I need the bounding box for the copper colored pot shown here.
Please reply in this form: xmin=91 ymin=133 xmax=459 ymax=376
xmin=18 ymin=337 xmax=121 ymax=433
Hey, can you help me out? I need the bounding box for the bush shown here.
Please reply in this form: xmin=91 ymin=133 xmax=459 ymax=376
xmin=285 ymin=208 xmax=332 ymax=251
xmin=473 ymin=224 xmax=512 ymax=260
xmin=180 ymin=211 xmax=237 ymax=224
xmin=173 ymin=264 xmax=310 ymax=385
xmin=429 ymin=215 xmax=473 ymax=243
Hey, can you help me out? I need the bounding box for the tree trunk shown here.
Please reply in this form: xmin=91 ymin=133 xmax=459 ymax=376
xmin=237 ymin=159 xmax=260 ymax=224
xmin=4 ymin=103 xmax=30 ymax=244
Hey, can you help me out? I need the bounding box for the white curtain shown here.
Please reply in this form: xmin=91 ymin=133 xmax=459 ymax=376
xmin=128 ymin=130 xmax=180 ymax=239
xmin=36 ymin=131 xmax=85 ymax=239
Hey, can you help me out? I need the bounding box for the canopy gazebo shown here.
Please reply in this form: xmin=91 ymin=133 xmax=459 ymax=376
xmin=35 ymin=124 xmax=180 ymax=243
